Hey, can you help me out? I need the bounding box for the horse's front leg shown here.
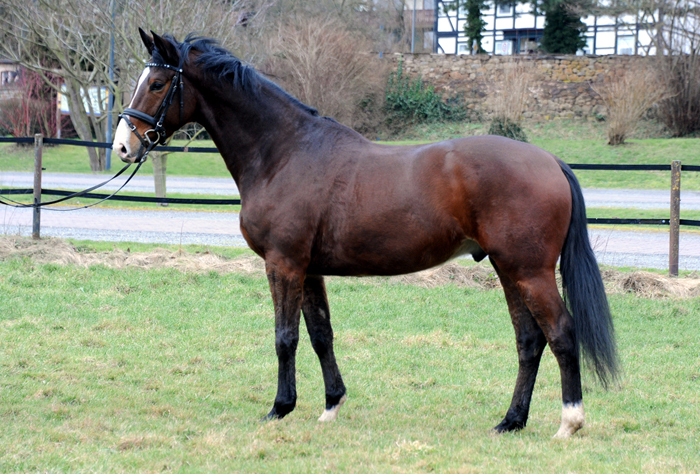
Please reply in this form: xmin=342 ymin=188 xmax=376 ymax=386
xmin=302 ymin=275 xmax=347 ymax=422
xmin=263 ymin=258 xmax=305 ymax=420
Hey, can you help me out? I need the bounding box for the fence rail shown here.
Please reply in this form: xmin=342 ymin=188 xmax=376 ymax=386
xmin=0 ymin=188 xmax=241 ymax=205
xmin=0 ymin=135 xmax=695 ymax=275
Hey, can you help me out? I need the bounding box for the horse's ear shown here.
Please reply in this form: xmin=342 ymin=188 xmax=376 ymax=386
xmin=139 ymin=28 xmax=154 ymax=55
xmin=151 ymin=31 xmax=180 ymax=67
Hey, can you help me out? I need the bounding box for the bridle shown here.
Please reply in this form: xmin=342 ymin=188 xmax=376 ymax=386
xmin=1 ymin=60 xmax=187 ymax=210
xmin=119 ymin=61 xmax=184 ymax=161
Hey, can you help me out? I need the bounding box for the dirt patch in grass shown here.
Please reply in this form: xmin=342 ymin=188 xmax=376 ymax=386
xmin=2 ymin=236 xmax=699 ymax=298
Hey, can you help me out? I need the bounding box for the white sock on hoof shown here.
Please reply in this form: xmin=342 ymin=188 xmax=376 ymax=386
xmin=318 ymin=395 xmax=347 ymax=422
xmin=553 ymin=401 xmax=585 ymax=439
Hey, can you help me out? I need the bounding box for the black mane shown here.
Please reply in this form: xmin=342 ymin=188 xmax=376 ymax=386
xmin=153 ymin=33 xmax=319 ymax=118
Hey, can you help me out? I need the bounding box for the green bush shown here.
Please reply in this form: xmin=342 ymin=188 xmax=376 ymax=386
xmin=488 ymin=117 xmax=528 ymax=142
xmin=385 ymin=60 xmax=466 ymax=130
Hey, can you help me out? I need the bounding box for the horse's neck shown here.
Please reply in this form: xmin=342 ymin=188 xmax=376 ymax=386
xmin=195 ymin=80 xmax=313 ymax=193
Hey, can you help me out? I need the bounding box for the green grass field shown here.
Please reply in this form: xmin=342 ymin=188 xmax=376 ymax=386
xmin=0 ymin=243 xmax=698 ymax=472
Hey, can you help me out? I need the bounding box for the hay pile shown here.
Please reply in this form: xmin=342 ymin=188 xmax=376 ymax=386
xmin=2 ymin=236 xmax=699 ymax=299
xmin=389 ymin=264 xmax=501 ymax=290
xmin=0 ymin=236 xmax=265 ymax=275
xmin=601 ymin=269 xmax=700 ymax=299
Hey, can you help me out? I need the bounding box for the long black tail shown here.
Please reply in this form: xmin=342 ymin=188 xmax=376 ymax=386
xmin=558 ymin=160 xmax=618 ymax=387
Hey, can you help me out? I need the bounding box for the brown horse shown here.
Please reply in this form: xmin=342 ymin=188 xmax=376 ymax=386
xmin=114 ymin=29 xmax=617 ymax=438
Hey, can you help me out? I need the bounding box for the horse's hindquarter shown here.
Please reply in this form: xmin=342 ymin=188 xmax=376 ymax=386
xmin=454 ymin=136 xmax=573 ymax=269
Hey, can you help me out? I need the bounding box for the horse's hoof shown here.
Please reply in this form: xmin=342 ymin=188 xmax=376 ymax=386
xmin=260 ymin=410 xmax=278 ymax=422
xmin=261 ymin=405 xmax=288 ymax=422
xmin=552 ymin=402 xmax=584 ymax=439
xmin=318 ymin=395 xmax=347 ymax=422
xmin=493 ymin=417 xmax=526 ymax=433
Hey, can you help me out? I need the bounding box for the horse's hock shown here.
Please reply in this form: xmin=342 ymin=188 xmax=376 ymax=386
xmin=392 ymin=53 xmax=650 ymax=120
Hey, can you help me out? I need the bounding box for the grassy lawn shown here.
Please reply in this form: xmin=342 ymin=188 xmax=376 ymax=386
xmin=0 ymin=243 xmax=698 ymax=472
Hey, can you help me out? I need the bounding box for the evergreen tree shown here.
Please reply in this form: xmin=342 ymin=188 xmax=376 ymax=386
xmin=464 ymin=0 xmax=488 ymax=54
xmin=540 ymin=0 xmax=587 ymax=54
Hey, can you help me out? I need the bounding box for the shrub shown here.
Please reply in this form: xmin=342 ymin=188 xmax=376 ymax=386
xmin=0 ymin=69 xmax=65 ymax=138
xmin=263 ymin=18 xmax=388 ymax=133
xmin=487 ymin=60 xmax=534 ymax=142
xmin=488 ymin=117 xmax=528 ymax=142
xmin=594 ymin=64 xmax=670 ymax=146
xmin=384 ymin=59 xmax=466 ymax=130
xmin=656 ymin=54 xmax=700 ymax=137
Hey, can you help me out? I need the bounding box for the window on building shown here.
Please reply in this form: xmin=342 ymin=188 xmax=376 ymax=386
xmin=498 ymin=3 xmax=514 ymax=15
xmin=519 ymin=39 xmax=538 ymax=54
xmin=494 ymin=40 xmax=514 ymax=55
xmin=617 ymin=36 xmax=635 ymax=55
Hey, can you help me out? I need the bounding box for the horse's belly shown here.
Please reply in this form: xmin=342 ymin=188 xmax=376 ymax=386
xmin=309 ymin=236 xmax=485 ymax=277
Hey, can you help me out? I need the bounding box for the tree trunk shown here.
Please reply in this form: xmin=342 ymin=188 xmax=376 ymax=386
xmin=66 ymin=78 xmax=105 ymax=172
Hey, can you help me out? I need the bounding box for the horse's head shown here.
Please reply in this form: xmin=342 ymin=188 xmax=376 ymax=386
xmin=113 ymin=29 xmax=195 ymax=163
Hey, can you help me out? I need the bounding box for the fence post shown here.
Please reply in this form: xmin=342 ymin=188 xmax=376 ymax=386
xmin=32 ymin=134 xmax=43 ymax=240
xmin=669 ymin=160 xmax=681 ymax=277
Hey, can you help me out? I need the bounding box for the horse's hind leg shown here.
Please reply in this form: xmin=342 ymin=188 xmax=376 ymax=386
xmin=491 ymin=259 xmax=547 ymax=433
xmin=302 ymin=275 xmax=347 ymax=422
xmin=512 ymin=269 xmax=584 ymax=438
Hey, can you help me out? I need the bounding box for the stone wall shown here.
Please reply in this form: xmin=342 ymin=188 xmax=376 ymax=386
xmin=391 ymin=53 xmax=654 ymax=119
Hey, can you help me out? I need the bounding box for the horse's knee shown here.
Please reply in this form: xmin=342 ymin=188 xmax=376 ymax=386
xmin=516 ymin=329 xmax=547 ymax=365
xmin=545 ymin=318 xmax=579 ymax=364
xmin=309 ymin=328 xmax=333 ymax=355
xmin=275 ymin=329 xmax=299 ymax=358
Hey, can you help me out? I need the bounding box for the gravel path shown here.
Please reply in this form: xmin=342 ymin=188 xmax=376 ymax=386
xmin=0 ymin=206 xmax=246 ymax=247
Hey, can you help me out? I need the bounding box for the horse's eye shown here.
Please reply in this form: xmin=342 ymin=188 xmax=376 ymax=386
xmin=150 ymin=82 xmax=165 ymax=92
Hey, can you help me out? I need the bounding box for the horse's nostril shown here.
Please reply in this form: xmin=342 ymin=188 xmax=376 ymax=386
xmin=120 ymin=144 xmax=127 ymax=155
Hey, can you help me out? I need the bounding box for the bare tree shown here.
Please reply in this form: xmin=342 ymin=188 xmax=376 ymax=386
xmin=245 ymin=0 xmax=409 ymax=60
xmin=594 ymin=0 xmax=700 ymax=136
xmin=0 ymin=0 xmax=263 ymax=171
xmin=653 ymin=1 xmax=700 ymax=136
